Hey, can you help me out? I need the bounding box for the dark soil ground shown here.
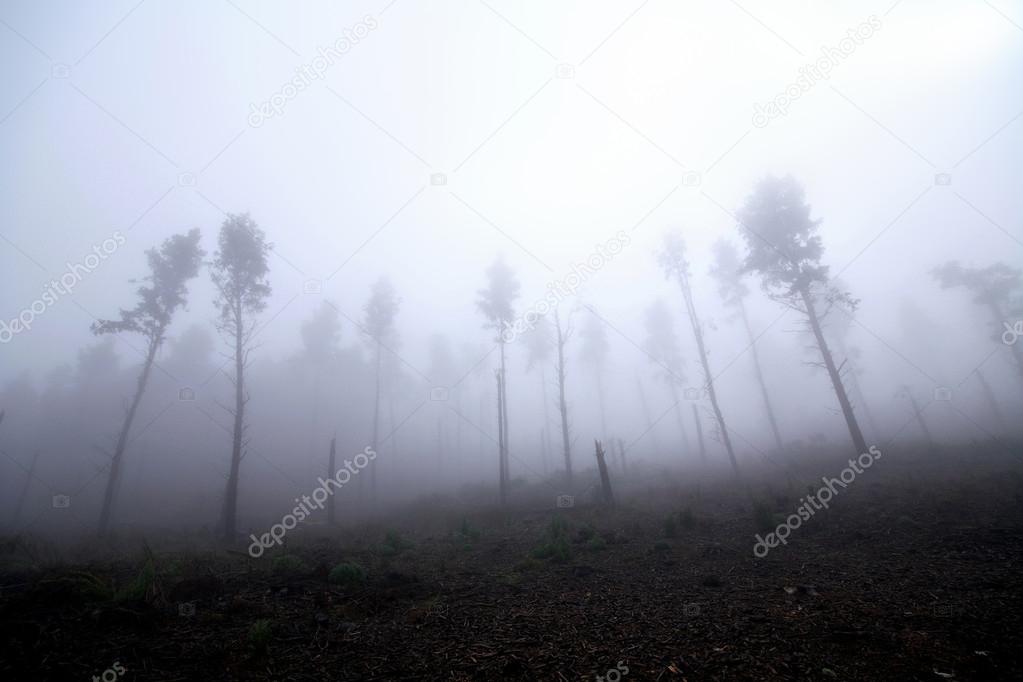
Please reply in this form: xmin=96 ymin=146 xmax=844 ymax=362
xmin=2 ymin=443 xmax=1023 ymax=681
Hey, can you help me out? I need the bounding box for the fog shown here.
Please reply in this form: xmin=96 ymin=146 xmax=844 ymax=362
xmin=1 ymin=0 xmax=1021 ymax=537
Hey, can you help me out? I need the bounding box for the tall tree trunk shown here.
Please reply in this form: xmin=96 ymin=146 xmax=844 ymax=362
xmin=496 ymin=370 xmax=506 ymax=504
xmin=370 ymin=342 xmax=381 ymax=502
xmin=691 ymin=404 xmax=707 ymax=463
xmin=834 ymin=335 xmax=881 ymax=441
xmin=326 ymin=435 xmax=337 ymax=525
xmin=594 ymin=440 xmax=614 ymax=506
xmin=222 ymin=305 xmax=246 ymax=542
xmin=500 ymin=342 xmax=510 ymax=491
xmin=555 ymin=311 xmax=572 ymax=485
xmin=615 ymin=437 xmax=627 ymax=477
xmin=800 ymin=287 xmax=868 ymax=455
xmin=974 ymin=368 xmax=1007 ymax=434
xmin=674 ymin=267 xmax=738 ymax=476
xmin=739 ymin=300 xmax=783 ymax=450
xmin=539 ymin=368 xmax=552 ymax=474
xmin=100 ymin=334 xmax=160 ymax=536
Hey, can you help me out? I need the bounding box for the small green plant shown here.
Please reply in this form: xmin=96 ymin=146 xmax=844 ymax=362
xmin=248 ymin=619 xmax=272 ymax=650
xmin=458 ymin=518 xmax=481 ymax=543
xmin=531 ymin=536 xmax=572 ymax=562
xmin=270 ymin=554 xmax=308 ymax=576
xmin=380 ymin=530 xmax=410 ymax=556
xmin=328 ymin=562 xmax=366 ymax=585
xmin=115 ymin=557 xmax=155 ymax=602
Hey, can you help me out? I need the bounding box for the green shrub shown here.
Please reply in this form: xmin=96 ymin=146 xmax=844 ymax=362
xmin=248 ymin=619 xmax=272 ymax=650
xmin=328 ymin=562 xmax=366 ymax=585
xmin=270 ymin=554 xmax=308 ymax=576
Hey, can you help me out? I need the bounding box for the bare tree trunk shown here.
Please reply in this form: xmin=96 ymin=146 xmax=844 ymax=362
xmin=974 ymin=368 xmax=1007 ymax=434
xmin=539 ymin=368 xmax=552 ymax=474
xmin=594 ymin=440 xmax=614 ymax=506
xmin=834 ymin=335 xmax=881 ymax=442
xmin=496 ymin=370 xmax=506 ymax=504
xmin=500 ymin=342 xmax=510 ymax=491
xmin=800 ymin=287 xmax=868 ymax=455
xmin=14 ymin=449 xmax=40 ymax=525
xmin=691 ymin=404 xmax=707 ymax=463
xmin=554 ymin=310 xmax=572 ymax=485
xmin=615 ymin=437 xmax=627 ymax=477
xmin=222 ymin=305 xmax=246 ymax=542
xmin=100 ymin=334 xmax=159 ymax=536
xmin=595 ymin=372 xmax=608 ymax=442
xmin=674 ymin=266 xmax=739 ymax=476
xmin=739 ymin=300 xmax=783 ymax=451
xmin=370 ymin=342 xmax=381 ymax=502
xmin=327 ymin=435 xmax=336 ymax=525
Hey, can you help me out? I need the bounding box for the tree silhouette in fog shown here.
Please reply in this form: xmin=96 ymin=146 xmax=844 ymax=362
xmin=476 ymin=257 xmax=520 ymax=503
xmin=363 ymin=277 xmax=399 ymax=501
xmin=738 ymin=175 xmax=868 ymax=455
xmin=710 ymin=239 xmax=784 ymax=450
xmin=579 ymin=310 xmax=611 ymax=441
xmin=642 ymin=299 xmax=693 ymax=460
xmin=659 ymin=232 xmax=738 ymax=475
xmin=92 ymin=228 xmax=204 ymax=535
xmin=210 ymin=215 xmax=271 ymax=541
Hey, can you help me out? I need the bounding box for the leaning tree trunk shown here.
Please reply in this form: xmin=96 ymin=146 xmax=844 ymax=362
xmin=99 ymin=333 xmax=160 ymax=536
xmin=667 ymin=381 xmax=691 ymax=456
xmin=739 ymin=300 xmax=783 ymax=451
xmin=800 ymin=287 xmax=868 ymax=455
xmin=904 ymin=388 xmax=936 ymax=448
xmin=595 ymin=371 xmax=608 ymax=442
xmin=691 ymin=404 xmax=707 ymax=463
xmin=676 ymin=268 xmax=739 ymax=477
xmin=222 ymin=304 xmax=246 ymax=542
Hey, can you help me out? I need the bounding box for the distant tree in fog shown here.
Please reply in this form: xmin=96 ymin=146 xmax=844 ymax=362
xmin=659 ymin=232 xmax=739 ymax=475
xmin=428 ymin=334 xmax=457 ymax=469
xmin=552 ymin=306 xmax=574 ymax=484
xmin=933 ymin=261 xmax=1023 ymax=380
xmin=210 ymin=214 xmax=271 ymax=541
xmin=579 ymin=309 xmax=610 ymax=441
xmin=92 ymin=228 xmax=204 ymax=535
xmin=299 ymin=302 xmax=342 ymax=482
xmin=642 ymin=299 xmax=692 ymax=459
xmin=476 ymin=257 xmax=520 ymax=504
xmin=710 ymin=240 xmax=784 ymax=450
xmin=738 ymin=175 xmax=868 ymax=455
xmin=363 ymin=278 xmax=400 ymax=501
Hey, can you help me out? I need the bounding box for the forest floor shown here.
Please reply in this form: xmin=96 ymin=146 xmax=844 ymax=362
xmin=2 ymin=443 xmax=1023 ymax=681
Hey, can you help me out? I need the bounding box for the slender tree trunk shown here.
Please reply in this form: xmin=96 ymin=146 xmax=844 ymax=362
xmin=615 ymin=437 xmax=627 ymax=477
xmin=800 ymin=287 xmax=868 ymax=454
xmin=370 ymin=342 xmax=381 ymax=502
xmin=835 ymin=335 xmax=881 ymax=442
xmin=674 ymin=266 xmax=739 ymax=476
xmin=499 ymin=342 xmax=509 ymax=489
xmin=100 ymin=334 xmax=160 ymax=536
xmin=739 ymin=300 xmax=783 ymax=450
xmin=327 ymin=435 xmax=336 ymax=525
xmin=974 ymin=368 xmax=1007 ymax=434
xmin=222 ymin=304 xmax=246 ymax=541
xmin=496 ymin=370 xmax=506 ymax=503
xmin=594 ymin=440 xmax=614 ymax=506
xmin=691 ymin=404 xmax=707 ymax=463
xmin=539 ymin=368 xmax=552 ymax=474
xmin=14 ymin=449 xmax=40 ymax=525
xmin=555 ymin=311 xmax=572 ymax=484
